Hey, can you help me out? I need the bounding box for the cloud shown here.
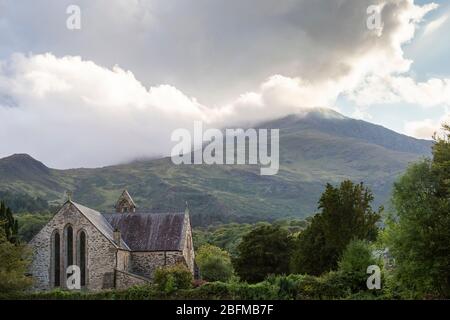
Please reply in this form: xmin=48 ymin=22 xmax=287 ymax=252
xmin=0 ymin=0 xmax=445 ymax=166
xmin=348 ymin=75 xmax=450 ymax=107
xmin=0 ymin=53 xmax=209 ymax=168
xmin=0 ymin=0 xmax=439 ymax=104
xmin=404 ymin=111 xmax=450 ymax=139
xmin=0 ymin=53 xmax=346 ymax=168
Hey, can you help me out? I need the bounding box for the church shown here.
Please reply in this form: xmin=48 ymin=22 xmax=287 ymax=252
xmin=28 ymin=190 xmax=195 ymax=291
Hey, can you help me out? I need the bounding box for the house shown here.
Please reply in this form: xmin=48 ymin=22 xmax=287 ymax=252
xmin=28 ymin=190 xmax=195 ymax=291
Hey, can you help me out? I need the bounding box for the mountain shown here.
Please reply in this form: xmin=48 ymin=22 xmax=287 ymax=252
xmin=0 ymin=110 xmax=432 ymax=226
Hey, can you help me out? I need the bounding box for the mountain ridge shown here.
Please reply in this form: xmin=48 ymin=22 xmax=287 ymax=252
xmin=0 ymin=111 xmax=433 ymax=226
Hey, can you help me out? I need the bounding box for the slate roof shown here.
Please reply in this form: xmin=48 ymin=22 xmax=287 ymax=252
xmin=102 ymin=212 xmax=186 ymax=251
xmin=69 ymin=200 xmax=187 ymax=252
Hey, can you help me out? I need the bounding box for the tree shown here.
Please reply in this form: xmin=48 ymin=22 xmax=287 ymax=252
xmin=0 ymin=227 xmax=33 ymax=296
xmin=291 ymin=180 xmax=381 ymax=276
xmin=196 ymin=244 xmax=234 ymax=282
xmin=0 ymin=201 xmax=19 ymax=244
xmin=233 ymin=225 xmax=293 ymax=283
xmin=337 ymin=239 xmax=378 ymax=292
xmin=384 ymin=125 xmax=450 ymax=298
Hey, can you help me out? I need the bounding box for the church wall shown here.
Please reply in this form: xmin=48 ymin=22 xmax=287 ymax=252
xmin=28 ymin=202 xmax=118 ymax=291
xmin=115 ymin=269 xmax=149 ymax=290
xmin=116 ymin=249 xmax=130 ymax=271
xmin=130 ymin=251 xmax=186 ymax=279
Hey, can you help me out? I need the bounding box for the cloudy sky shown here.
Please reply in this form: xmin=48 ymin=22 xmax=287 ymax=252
xmin=0 ymin=0 xmax=449 ymax=168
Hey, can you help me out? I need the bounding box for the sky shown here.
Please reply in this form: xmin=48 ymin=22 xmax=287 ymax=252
xmin=0 ymin=0 xmax=449 ymax=168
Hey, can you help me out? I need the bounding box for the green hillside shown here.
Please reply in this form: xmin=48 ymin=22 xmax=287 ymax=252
xmin=0 ymin=110 xmax=432 ymax=226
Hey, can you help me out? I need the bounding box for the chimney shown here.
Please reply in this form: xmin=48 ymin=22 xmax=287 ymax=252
xmin=113 ymin=228 xmax=121 ymax=248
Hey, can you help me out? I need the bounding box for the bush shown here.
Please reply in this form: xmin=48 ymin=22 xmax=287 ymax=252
xmin=196 ymin=244 xmax=234 ymax=282
xmin=337 ymin=239 xmax=378 ymax=293
xmin=154 ymin=263 xmax=193 ymax=293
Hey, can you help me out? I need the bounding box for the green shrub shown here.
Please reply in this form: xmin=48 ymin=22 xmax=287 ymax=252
xmin=154 ymin=263 xmax=193 ymax=293
xmin=196 ymin=244 xmax=234 ymax=282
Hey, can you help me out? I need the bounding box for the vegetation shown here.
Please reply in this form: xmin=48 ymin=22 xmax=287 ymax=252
xmin=382 ymin=124 xmax=450 ymax=299
xmin=291 ymin=180 xmax=381 ymax=276
xmin=195 ymin=244 xmax=234 ymax=282
xmin=15 ymin=213 xmax=53 ymax=242
xmin=0 ymin=203 xmax=33 ymax=298
xmin=0 ymin=201 xmax=19 ymax=244
xmin=337 ymin=240 xmax=379 ymax=293
xmin=154 ymin=264 xmax=193 ymax=293
xmin=233 ymin=225 xmax=293 ymax=283
xmin=0 ymin=191 xmax=50 ymax=213
xmin=193 ymin=219 xmax=308 ymax=256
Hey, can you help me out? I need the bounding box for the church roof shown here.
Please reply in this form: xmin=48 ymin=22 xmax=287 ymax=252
xmin=71 ymin=201 xmax=131 ymax=250
xmin=102 ymin=212 xmax=186 ymax=251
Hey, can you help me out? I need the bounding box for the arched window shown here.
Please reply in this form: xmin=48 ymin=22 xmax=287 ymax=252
xmin=54 ymin=232 xmax=60 ymax=287
xmin=66 ymin=226 xmax=73 ymax=268
xmin=79 ymin=231 xmax=87 ymax=287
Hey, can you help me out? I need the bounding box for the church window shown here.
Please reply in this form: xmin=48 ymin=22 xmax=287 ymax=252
xmin=54 ymin=232 xmax=60 ymax=287
xmin=79 ymin=231 xmax=86 ymax=287
xmin=66 ymin=225 xmax=73 ymax=267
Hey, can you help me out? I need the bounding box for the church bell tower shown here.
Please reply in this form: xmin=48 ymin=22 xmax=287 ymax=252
xmin=115 ymin=189 xmax=137 ymax=213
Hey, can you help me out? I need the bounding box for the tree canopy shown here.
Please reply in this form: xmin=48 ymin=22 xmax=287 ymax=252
xmin=291 ymin=180 xmax=381 ymax=276
xmin=234 ymin=225 xmax=293 ymax=283
xmin=384 ymin=124 xmax=450 ymax=298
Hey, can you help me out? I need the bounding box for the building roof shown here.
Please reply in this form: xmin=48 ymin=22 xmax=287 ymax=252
xmin=71 ymin=201 xmax=131 ymax=250
xmin=102 ymin=212 xmax=186 ymax=251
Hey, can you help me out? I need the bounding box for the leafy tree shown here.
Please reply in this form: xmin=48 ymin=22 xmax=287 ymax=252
xmin=0 ymin=227 xmax=33 ymax=296
xmin=291 ymin=180 xmax=381 ymax=276
xmin=233 ymin=225 xmax=293 ymax=283
xmin=338 ymin=240 xmax=376 ymax=274
xmin=0 ymin=201 xmax=19 ymax=244
xmin=196 ymin=244 xmax=234 ymax=282
xmin=337 ymin=239 xmax=378 ymax=293
xmin=384 ymin=125 xmax=450 ymax=298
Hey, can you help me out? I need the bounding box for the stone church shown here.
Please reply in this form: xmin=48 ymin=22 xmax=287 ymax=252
xmin=29 ymin=190 xmax=195 ymax=291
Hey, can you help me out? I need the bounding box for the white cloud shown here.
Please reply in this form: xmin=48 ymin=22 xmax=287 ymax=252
xmin=0 ymin=53 xmax=209 ymax=168
xmin=404 ymin=111 xmax=450 ymax=139
xmin=0 ymin=53 xmax=344 ymax=168
xmin=0 ymin=0 xmax=446 ymax=165
xmin=404 ymin=118 xmax=437 ymax=139
xmin=348 ymin=75 xmax=450 ymax=107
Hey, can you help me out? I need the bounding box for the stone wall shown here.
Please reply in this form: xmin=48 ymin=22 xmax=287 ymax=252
xmin=116 ymin=249 xmax=130 ymax=271
xmin=28 ymin=202 xmax=118 ymax=291
xmin=114 ymin=269 xmax=149 ymax=290
xmin=130 ymin=251 xmax=185 ymax=279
